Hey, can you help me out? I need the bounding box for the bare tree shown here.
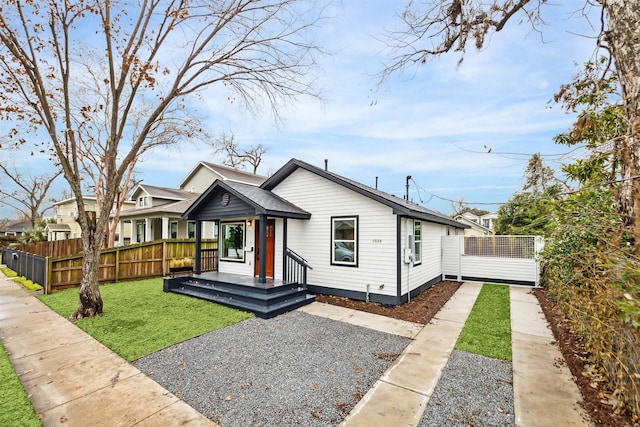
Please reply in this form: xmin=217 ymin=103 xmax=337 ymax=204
xmin=0 ymin=161 xmax=62 ymax=227
xmin=71 ymin=54 xmax=182 ymax=248
xmin=0 ymin=0 xmax=326 ymax=319
xmin=210 ymin=131 xmax=268 ymax=174
xmin=381 ymin=0 xmax=640 ymax=251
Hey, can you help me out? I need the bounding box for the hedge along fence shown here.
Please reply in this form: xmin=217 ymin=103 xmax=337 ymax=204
xmin=540 ymin=189 xmax=639 ymax=419
xmin=544 ymin=261 xmax=640 ymax=419
xmin=45 ymin=239 xmax=217 ymax=293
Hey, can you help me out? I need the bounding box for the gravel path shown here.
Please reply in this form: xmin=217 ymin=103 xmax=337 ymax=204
xmin=419 ymin=350 xmax=515 ymax=427
xmin=134 ymin=310 xmax=410 ymax=427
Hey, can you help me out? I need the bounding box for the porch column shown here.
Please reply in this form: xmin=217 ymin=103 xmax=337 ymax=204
xmin=118 ymin=220 xmax=124 ymax=245
xmin=145 ymin=218 xmax=151 ymax=242
xmin=282 ymin=218 xmax=288 ymax=280
xmin=194 ymin=220 xmax=202 ymax=274
xmin=161 ymin=217 xmax=169 ymax=239
xmin=258 ymin=214 xmax=267 ymax=283
xmin=131 ymin=220 xmax=137 ymax=244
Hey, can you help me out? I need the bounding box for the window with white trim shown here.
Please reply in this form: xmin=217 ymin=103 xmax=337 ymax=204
xmin=137 ymin=196 xmax=150 ymax=208
xmin=413 ymin=221 xmax=422 ymax=265
xmin=187 ymin=221 xmax=195 ymax=238
xmin=170 ymin=221 xmax=178 ymax=239
xmin=331 ymin=216 xmax=357 ymax=266
xmin=221 ymin=222 xmax=245 ymax=261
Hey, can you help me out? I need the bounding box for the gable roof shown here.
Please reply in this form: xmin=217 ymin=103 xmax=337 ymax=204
xmin=45 ymin=223 xmax=72 ymax=232
xmin=0 ymin=219 xmax=32 ymax=233
xmin=262 ymin=159 xmax=468 ymax=229
xmin=455 ymin=215 xmax=493 ymax=234
xmin=51 ymin=195 xmax=97 ymax=207
xmin=120 ymin=193 xmax=201 ymax=218
xmin=179 ymin=161 xmax=267 ymax=189
xmin=131 ymin=184 xmax=194 ymax=201
xmin=183 ymin=180 xmax=311 ymax=220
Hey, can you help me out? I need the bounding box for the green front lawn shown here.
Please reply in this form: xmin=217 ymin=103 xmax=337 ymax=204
xmin=0 ymin=342 xmax=41 ymax=426
xmin=455 ymin=283 xmax=512 ymax=361
xmin=38 ymin=278 xmax=253 ymax=361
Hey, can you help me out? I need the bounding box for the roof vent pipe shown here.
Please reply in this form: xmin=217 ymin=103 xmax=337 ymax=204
xmin=375 ymin=176 xmax=378 ymax=190
xmin=324 ymin=159 xmax=328 ymax=171
xmin=405 ymin=175 xmax=412 ymax=201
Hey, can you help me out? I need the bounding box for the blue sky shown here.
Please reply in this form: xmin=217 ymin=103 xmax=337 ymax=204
xmin=2 ymin=1 xmax=601 ymax=218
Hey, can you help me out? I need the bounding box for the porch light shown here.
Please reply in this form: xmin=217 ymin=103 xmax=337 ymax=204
xmin=247 ymin=219 xmax=253 ymax=229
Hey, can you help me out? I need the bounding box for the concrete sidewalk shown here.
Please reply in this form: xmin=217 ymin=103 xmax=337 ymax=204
xmin=510 ymin=286 xmax=591 ymax=427
xmin=1 ymin=273 xmax=593 ymax=427
xmin=338 ymin=281 xmax=483 ymax=426
xmin=0 ymin=275 xmax=216 ymax=427
xmin=305 ymin=283 xmax=592 ymax=427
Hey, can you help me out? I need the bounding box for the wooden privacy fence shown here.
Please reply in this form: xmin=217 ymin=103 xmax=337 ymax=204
xmin=45 ymin=239 xmax=217 ymax=293
xmin=10 ymin=238 xmax=84 ymax=258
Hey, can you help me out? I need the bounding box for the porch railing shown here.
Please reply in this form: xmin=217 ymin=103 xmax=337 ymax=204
xmin=200 ymin=248 xmax=218 ymax=272
xmin=285 ymin=248 xmax=312 ymax=287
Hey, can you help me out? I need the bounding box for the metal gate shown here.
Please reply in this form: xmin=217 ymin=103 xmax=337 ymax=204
xmin=442 ymin=235 xmax=543 ymax=286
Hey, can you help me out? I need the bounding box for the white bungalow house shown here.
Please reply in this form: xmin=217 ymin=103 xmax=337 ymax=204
xmin=171 ymin=158 xmax=468 ymax=316
xmin=117 ymin=162 xmax=266 ymax=244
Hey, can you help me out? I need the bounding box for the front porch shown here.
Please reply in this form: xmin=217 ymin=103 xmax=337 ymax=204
xmin=163 ymin=272 xmax=315 ymax=319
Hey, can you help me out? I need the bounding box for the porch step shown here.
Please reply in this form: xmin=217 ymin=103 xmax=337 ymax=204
xmin=166 ymin=278 xmax=315 ymax=319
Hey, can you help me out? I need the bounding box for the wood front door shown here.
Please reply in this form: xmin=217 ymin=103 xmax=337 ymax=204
xmin=255 ymin=219 xmax=275 ymax=278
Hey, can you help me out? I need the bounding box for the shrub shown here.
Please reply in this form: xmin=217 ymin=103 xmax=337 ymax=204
xmin=541 ymin=188 xmax=639 ymax=418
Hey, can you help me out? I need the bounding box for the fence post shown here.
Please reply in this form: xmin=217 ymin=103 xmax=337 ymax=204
xmin=45 ymin=256 xmax=52 ymax=294
xmin=162 ymin=240 xmax=167 ymax=276
xmin=115 ymin=245 xmax=120 ymax=282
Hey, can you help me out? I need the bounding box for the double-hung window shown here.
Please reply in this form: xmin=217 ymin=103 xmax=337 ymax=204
xmin=138 ymin=196 xmax=150 ymax=208
xmin=170 ymin=221 xmax=178 ymax=239
xmin=187 ymin=221 xmax=195 ymax=238
xmin=413 ymin=220 xmax=422 ymax=265
xmin=221 ymin=222 xmax=245 ymax=261
xmin=332 ymin=216 xmax=357 ymax=266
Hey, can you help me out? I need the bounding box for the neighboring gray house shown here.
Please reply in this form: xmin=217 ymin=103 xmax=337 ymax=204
xmin=0 ymin=219 xmax=31 ymax=237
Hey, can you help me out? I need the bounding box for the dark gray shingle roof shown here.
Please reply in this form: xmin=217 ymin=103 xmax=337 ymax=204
xmin=262 ymin=159 xmax=468 ymax=229
xmin=183 ymin=180 xmax=310 ymax=220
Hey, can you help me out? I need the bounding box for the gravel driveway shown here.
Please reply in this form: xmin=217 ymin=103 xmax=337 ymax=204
xmin=134 ymin=310 xmax=410 ymax=426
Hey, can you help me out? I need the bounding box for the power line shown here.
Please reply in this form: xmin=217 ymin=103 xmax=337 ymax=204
xmin=409 ymin=173 xmax=640 ymax=208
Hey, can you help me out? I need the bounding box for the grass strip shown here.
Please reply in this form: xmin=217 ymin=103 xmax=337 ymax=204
xmin=455 ymin=283 xmax=512 ymax=361
xmin=38 ymin=278 xmax=253 ymax=362
xmin=0 ymin=342 xmax=41 ymax=426
xmin=0 ymin=267 xmax=17 ymax=278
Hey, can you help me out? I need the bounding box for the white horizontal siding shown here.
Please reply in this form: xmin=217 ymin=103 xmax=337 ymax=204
xmin=461 ymin=256 xmax=537 ymax=283
xmin=405 ymin=221 xmax=448 ymax=293
xmin=273 ymin=168 xmax=398 ymax=298
xmin=182 ymin=167 xmax=220 ymax=193
xmin=274 ymin=218 xmax=284 ymax=280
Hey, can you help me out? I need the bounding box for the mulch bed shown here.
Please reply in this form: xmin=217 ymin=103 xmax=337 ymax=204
xmin=534 ymin=289 xmax=636 ymax=427
xmin=317 ymin=281 xmax=637 ymax=426
xmin=315 ymin=280 xmax=461 ymax=324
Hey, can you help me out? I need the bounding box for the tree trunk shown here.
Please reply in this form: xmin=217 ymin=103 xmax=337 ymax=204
xmin=69 ymin=211 xmax=103 ymax=320
xmin=603 ymin=0 xmax=640 ymax=251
